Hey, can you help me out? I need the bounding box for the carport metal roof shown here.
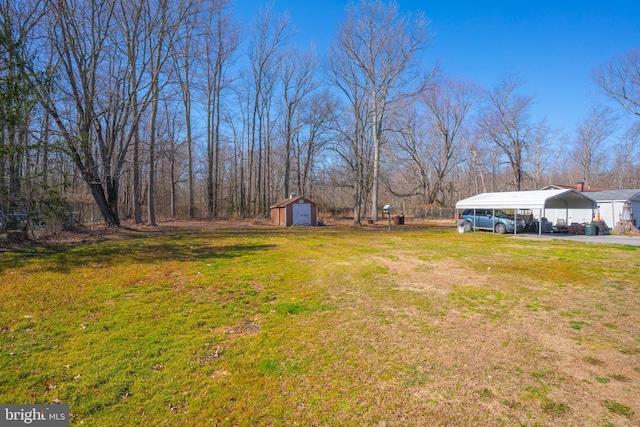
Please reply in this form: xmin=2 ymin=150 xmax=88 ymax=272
xmin=455 ymin=189 xmax=597 ymax=211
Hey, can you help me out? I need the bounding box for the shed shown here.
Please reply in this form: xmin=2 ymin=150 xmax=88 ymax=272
xmin=456 ymin=189 xmax=597 ymax=234
xmin=270 ymin=194 xmax=318 ymax=227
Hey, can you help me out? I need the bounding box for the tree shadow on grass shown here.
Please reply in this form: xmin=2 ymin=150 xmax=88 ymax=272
xmin=0 ymin=230 xmax=278 ymax=274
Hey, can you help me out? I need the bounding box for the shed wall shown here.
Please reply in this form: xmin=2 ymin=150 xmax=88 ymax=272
xmin=285 ymin=204 xmax=293 ymax=226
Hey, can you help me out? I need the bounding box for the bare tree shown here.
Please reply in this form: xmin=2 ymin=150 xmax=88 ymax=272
xmin=477 ymin=75 xmax=536 ymax=191
xmin=28 ymin=0 xmax=127 ymax=225
xmin=0 ymin=0 xmax=43 ymax=219
xmin=246 ymin=4 xmax=293 ymax=215
xmin=325 ymin=36 xmax=372 ymax=225
xmin=293 ymin=89 xmax=335 ymax=198
xmin=16 ymin=0 xmax=169 ymax=226
xmin=14 ymin=0 xmax=618 ymax=227
xmin=610 ymin=123 xmax=639 ymax=189
xmin=466 ymin=137 xmax=488 ymax=195
xmin=327 ymin=0 xmax=434 ymax=221
xmin=204 ymin=0 xmax=239 ymax=217
xmin=571 ymin=104 xmax=617 ymax=188
xmin=115 ymin=0 xmax=184 ymax=225
xmin=229 ymin=84 xmax=250 ymax=215
xmin=594 ymin=50 xmax=640 ymax=118
xmin=524 ymin=120 xmax=558 ymax=189
xmin=145 ymin=0 xmax=191 ymax=226
xmin=155 ymin=98 xmax=185 ymax=218
xmin=389 ymin=108 xmax=431 ymax=201
xmin=281 ymin=45 xmax=316 ymax=198
xmin=171 ymin=0 xmax=204 ymax=219
xmin=114 ymin=0 xmax=147 ymax=224
xmin=421 ymin=76 xmax=477 ymax=203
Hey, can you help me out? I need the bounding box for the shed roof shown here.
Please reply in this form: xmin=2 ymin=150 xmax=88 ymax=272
xmin=270 ymin=195 xmax=315 ymax=208
xmin=456 ymin=189 xmax=597 ymax=211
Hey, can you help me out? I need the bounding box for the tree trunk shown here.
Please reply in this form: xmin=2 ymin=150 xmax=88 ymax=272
xmin=207 ymin=94 xmax=215 ymax=217
xmin=147 ymin=83 xmax=159 ymax=226
xmin=132 ymin=72 xmax=142 ymax=224
xmin=284 ymin=112 xmax=292 ymax=198
xmin=371 ymin=118 xmax=380 ymax=221
xmin=89 ymin=182 xmax=119 ymax=226
xmin=213 ymin=84 xmax=221 ymax=216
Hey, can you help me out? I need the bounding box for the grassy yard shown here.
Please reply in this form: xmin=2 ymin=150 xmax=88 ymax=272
xmin=1 ymin=221 xmax=639 ymax=426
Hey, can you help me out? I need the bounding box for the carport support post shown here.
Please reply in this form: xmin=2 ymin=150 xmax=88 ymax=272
xmin=539 ymin=208 xmax=542 ymax=237
xmin=514 ymin=210 xmax=517 ymax=236
xmin=492 ymin=209 xmax=496 ymax=233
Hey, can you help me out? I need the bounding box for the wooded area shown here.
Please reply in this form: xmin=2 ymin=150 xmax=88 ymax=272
xmin=1 ymin=0 xmax=639 ymax=231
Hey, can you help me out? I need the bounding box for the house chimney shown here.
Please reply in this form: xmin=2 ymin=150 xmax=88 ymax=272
xmin=290 ymin=193 xmax=297 ymax=199
xmin=576 ymin=182 xmax=584 ymax=192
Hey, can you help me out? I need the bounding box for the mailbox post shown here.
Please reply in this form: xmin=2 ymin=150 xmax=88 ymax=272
xmin=382 ymin=205 xmax=394 ymax=231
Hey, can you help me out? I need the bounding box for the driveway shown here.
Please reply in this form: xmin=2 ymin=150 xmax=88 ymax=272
xmin=513 ymin=233 xmax=640 ymax=246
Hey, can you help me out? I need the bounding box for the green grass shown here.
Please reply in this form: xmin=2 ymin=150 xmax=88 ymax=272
xmin=1 ymin=223 xmax=639 ymax=425
xmin=604 ymin=400 xmax=634 ymax=417
xmin=569 ymin=320 xmax=589 ymax=330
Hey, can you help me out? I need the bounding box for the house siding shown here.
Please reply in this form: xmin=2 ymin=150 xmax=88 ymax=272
xmin=541 ymin=189 xmax=640 ymax=229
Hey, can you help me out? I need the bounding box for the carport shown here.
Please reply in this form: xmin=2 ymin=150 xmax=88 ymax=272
xmin=455 ymin=189 xmax=597 ymax=236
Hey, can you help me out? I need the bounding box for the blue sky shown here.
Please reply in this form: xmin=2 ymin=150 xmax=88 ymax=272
xmin=235 ymin=1 xmax=640 ymax=134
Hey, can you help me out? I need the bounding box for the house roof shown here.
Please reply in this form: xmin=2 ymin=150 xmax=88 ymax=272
xmin=582 ymin=190 xmax=640 ymax=202
xmin=270 ymin=195 xmax=315 ymax=208
xmin=456 ymin=189 xmax=597 ymax=211
xmin=541 ymin=184 xmax=609 ymax=192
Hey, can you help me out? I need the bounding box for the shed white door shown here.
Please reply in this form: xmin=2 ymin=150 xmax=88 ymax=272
xmin=292 ymin=203 xmax=312 ymax=225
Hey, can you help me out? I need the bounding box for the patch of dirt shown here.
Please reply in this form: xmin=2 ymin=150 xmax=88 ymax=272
xmin=327 ymin=252 xmax=640 ymax=425
xmin=373 ymin=254 xmax=487 ymax=294
xmin=225 ymin=319 xmax=262 ymax=336
xmin=195 ymin=346 xmax=223 ymax=366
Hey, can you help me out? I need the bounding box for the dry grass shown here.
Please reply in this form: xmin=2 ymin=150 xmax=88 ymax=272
xmin=354 ymin=250 xmax=640 ymax=425
xmin=1 ymin=220 xmax=639 ymax=426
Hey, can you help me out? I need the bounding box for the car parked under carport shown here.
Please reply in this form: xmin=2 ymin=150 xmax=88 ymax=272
xmin=459 ymin=208 xmax=525 ymax=234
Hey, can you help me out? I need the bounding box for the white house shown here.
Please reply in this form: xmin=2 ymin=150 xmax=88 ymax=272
xmin=542 ymin=186 xmax=640 ymax=228
xmin=582 ymin=190 xmax=640 ymax=228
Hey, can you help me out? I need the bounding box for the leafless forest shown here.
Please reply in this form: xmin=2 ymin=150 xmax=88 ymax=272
xmin=1 ymin=0 xmax=639 ymax=230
